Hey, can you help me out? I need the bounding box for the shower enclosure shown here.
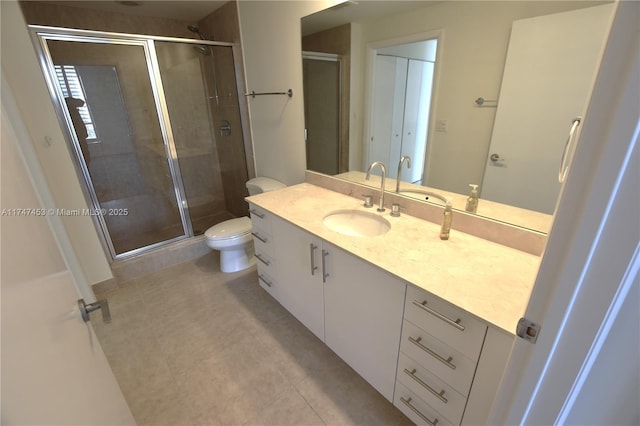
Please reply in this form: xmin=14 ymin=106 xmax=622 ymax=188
xmin=31 ymin=27 xmax=250 ymax=259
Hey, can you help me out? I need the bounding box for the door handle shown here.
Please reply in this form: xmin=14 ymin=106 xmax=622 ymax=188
xmin=490 ymin=153 xmax=504 ymax=162
xmin=78 ymin=298 xmax=111 ymax=324
xmin=559 ymin=116 xmax=582 ymax=183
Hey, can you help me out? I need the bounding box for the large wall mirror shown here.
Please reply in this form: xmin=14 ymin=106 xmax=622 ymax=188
xmin=301 ymin=0 xmax=614 ymax=234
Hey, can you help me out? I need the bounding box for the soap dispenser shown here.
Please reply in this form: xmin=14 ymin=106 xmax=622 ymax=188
xmin=465 ymin=184 xmax=479 ymax=213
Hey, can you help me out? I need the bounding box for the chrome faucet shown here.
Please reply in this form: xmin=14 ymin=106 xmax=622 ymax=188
xmin=395 ymin=187 xmax=453 ymax=240
xmin=416 ymin=191 xmax=453 ymax=240
xmin=365 ymin=161 xmax=386 ymax=212
xmin=396 ymin=155 xmax=412 ymax=193
xmin=440 ymin=202 xmax=453 ymax=240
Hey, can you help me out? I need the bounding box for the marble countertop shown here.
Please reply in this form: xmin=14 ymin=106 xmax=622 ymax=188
xmin=247 ymin=183 xmax=540 ymax=335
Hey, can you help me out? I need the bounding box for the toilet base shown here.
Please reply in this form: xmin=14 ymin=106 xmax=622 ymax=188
xmin=219 ymin=245 xmax=256 ymax=273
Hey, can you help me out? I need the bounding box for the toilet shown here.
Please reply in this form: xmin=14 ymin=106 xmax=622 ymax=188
xmin=205 ymin=177 xmax=285 ymax=273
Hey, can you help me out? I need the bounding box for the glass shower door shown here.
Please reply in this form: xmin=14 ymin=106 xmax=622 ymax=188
xmin=44 ymin=38 xmax=187 ymax=256
xmin=154 ymin=41 xmax=249 ymax=235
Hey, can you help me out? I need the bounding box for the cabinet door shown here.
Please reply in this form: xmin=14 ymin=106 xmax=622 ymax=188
xmin=323 ymin=241 xmax=407 ymax=401
xmin=271 ymin=216 xmax=325 ymax=340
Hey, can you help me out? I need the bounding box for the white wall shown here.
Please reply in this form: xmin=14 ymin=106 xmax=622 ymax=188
xmin=1 ymin=1 xmax=113 ymax=284
xmin=237 ymin=0 xmax=340 ymax=185
xmin=1 ymin=88 xmax=67 ymax=285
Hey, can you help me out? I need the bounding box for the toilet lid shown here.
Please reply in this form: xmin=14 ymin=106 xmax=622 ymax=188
xmin=205 ymin=217 xmax=252 ymax=240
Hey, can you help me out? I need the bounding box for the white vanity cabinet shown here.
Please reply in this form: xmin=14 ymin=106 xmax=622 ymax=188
xmin=249 ymin=202 xmax=514 ymax=420
xmin=249 ymin=204 xmax=278 ymax=297
xmin=251 ymin=211 xmax=406 ymax=402
xmin=270 ymin=215 xmax=325 ymax=340
xmin=394 ymin=285 xmax=513 ymax=425
xmin=322 ymin=239 xmax=406 ymax=402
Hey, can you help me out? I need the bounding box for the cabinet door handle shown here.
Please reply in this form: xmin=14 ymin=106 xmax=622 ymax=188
xmin=255 ymin=253 xmax=270 ymax=266
xmin=403 ymin=368 xmax=448 ymax=404
xmin=251 ymin=232 xmax=267 ymax=243
xmin=413 ymin=300 xmax=465 ymax=331
xmin=399 ymin=397 xmax=439 ymax=426
xmin=408 ymin=336 xmax=456 ymax=370
xmin=321 ymin=249 xmax=329 ymax=283
xmin=258 ymin=274 xmax=272 ymax=287
xmin=249 ymin=209 xmax=265 ymax=219
xmin=309 ymin=243 xmax=318 ymax=276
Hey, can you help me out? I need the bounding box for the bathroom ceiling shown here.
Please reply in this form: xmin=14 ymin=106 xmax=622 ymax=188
xmin=44 ymin=1 xmax=227 ymax=22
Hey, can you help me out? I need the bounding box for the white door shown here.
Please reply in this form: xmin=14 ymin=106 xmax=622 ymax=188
xmin=481 ymin=4 xmax=614 ymax=214
xmin=368 ymin=55 xmax=401 ymax=172
xmin=401 ymin=59 xmax=433 ymax=184
xmin=1 ymin=63 xmax=135 ymax=424
xmin=489 ymin=1 xmax=640 ymax=423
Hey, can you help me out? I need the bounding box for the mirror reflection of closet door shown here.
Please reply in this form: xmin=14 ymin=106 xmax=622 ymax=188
xmin=369 ymin=54 xmax=434 ymax=182
xmin=303 ymin=55 xmax=341 ymax=175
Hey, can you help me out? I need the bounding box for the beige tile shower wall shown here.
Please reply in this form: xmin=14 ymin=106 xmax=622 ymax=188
xmin=155 ymin=43 xmax=227 ymax=219
xmin=19 ymin=1 xmax=195 ymax=39
xmin=302 ymin=24 xmax=351 ymax=173
xmin=199 ymin=2 xmax=254 ymax=217
xmin=199 ymin=1 xmax=240 ymax=43
xmin=210 ymin=47 xmax=251 ymax=217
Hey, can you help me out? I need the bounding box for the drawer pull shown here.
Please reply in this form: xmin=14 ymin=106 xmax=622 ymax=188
xmin=413 ymin=300 xmax=465 ymax=331
xmin=404 ymin=368 xmax=448 ymax=404
xmin=409 ymin=336 xmax=456 ymax=370
xmin=249 ymin=209 xmax=265 ymax=219
xmin=309 ymin=243 xmax=318 ymax=276
xmin=258 ymin=274 xmax=272 ymax=287
xmin=400 ymin=396 xmax=439 ymax=426
xmin=255 ymin=253 xmax=270 ymax=266
xmin=251 ymin=232 xmax=268 ymax=243
xmin=322 ymin=249 xmax=330 ymax=283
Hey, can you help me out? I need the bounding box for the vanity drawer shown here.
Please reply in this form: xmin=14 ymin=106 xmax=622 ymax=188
xmin=397 ymin=353 xmax=466 ymax=424
xmin=405 ymin=286 xmax=487 ymax=361
xmin=394 ymin=382 xmax=455 ymax=426
xmin=400 ymin=320 xmax=477 ymax=396
xmin=257 ymin=268 xmax=277 ymax=294
xmin=255 ymin=250 xmax=276 ymax=275
xmin=249 ymin=204 xmax=272 ymax=234
xmin=251 ymin=228 xmax=273 ymax=257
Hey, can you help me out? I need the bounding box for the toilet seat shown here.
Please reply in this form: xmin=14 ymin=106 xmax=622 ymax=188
xmin=205 ymin=217 xmax=252 ymax=241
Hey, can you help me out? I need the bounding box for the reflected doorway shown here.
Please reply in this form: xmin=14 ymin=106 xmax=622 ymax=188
xmin=303 ymin=52 xmax=344 ymax=175
xmin=368 ymin=38 xmax=437 ymax=183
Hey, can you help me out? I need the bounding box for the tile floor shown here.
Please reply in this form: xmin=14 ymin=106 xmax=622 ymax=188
xmin=93 ymin=252 xmax=412 ymax=426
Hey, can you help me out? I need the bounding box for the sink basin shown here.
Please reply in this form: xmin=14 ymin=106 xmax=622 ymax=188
xmin=323 ymin=209 xmax=391 ymax=237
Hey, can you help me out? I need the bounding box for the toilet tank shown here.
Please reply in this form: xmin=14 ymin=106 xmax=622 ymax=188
xmin=246 ymin=177 xmax=286 ymax=195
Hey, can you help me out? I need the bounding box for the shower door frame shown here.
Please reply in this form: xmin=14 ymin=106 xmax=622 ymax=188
xmin=29 ymin=25 xmax=237 ymax=261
